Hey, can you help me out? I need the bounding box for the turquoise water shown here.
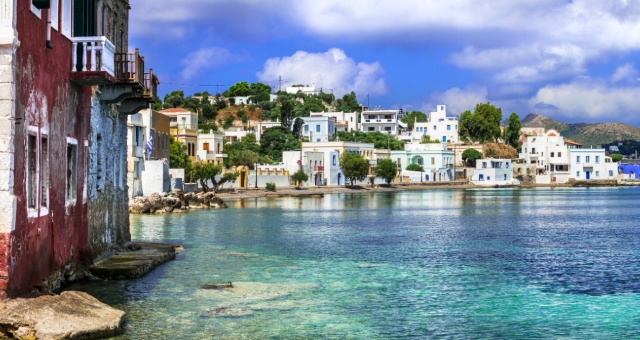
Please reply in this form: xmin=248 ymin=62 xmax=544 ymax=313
xmin=69 ymin=188 xmax=640 ymax=339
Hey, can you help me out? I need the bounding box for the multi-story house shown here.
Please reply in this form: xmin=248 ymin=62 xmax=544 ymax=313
xmin=310 ymin=111 xmax=359 ymax=132
xmin=470 ymin=159 xmax=514 ymax=185
xmin=0 ymin=0 xmax=157 ymax=298
xmin=519 ymin=129 xmax=571 ymax=182
xmin=360 ymin=109 xmax=404 ymax=136
xmin=300 ymin=141 xmax=375 ymax=186
xmin=390 ymin=143 xmax=455 ymax=182
xmin=569 ymin=149 xmax=618 ymax=180
xmin=301 ymin=116 xmax=335 ymax=142
xmin=399 ymin=105 xmax=459 ymax=143
xmin=161 ymin=108 xmax=198 ymax=162
xmin=196 ymin=131 xmax=226 ymax=165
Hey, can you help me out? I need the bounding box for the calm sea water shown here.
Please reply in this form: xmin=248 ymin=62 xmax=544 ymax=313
xmin=68 ymin=188 xmax=640 ymax=339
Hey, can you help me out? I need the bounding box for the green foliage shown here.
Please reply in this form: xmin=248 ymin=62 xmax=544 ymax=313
xmin=151 ymin=97 xmax=163 ymax=111
xmin=223 ymin=116 xmax=235 ymax=130
xmin=192 ymin=162 xmax=238 ymax=193
xmin=458 ymin=102 xmax=503 ymax=143
xmin=265 ymin=182 xmax=276 ymax=192
xmin=339 ymin=152 xmax=370 ymax=185
xmin=401 ymin=111 xmax=428 ymax=130
xmin=236 ymin=108 xmax=246 ymax=118
xmin=332 ymin=131 xmax=404 ymax=150
xmin=223 ymin=133 xmax=260 ymax=168
xmin=214 ymin=94 xmax=227 ymax=110
xmin=611 ymin=153 xmax=623 ymax=162
xmin=292 ymin=117 xmax=304 ymax=139
xmin=294 ymin=95 xmax=325 ymax=117
xmin=335 ymin=92 xmax=361 ymax=112
xmin=462 ymin=148 xmax=483 ymax=167
xmin=163 ymin=90 xmax=185 ymax=109
xmin=169 ymin=136 xmax=193 ymax=179
xmin=202 ymin=102 xmax=216 ymax=120
xmin=375 ymin=158 xmax=398 ymax=184
xmin=406 ymin=163 xmax=424 ymax=172
xmin=229 ymin=149 xmax=258 ymax=169
xmin=227 ymin=81 xmax=252 ymax=97
xmin=182 ymin=97 xmax=201 ymax=112
xmin=257 ymin=154 xmax=274 ymax=164
xmin=259 ymin=127 xmax=300 ymax=162
xmin=280 ymin=100 xmax=295 ymax=129
xmin=228 ymin=97 xmax=236 ymax=106
xmin=291 ymin=169 xmax=309 ymax=187
xmin=505 ymin=113 xmax=522 ymax=149
xmin=198 ymin=123 xmax=218 ymax=132
xmin=421 ymin=135 xmax=440 ymax=144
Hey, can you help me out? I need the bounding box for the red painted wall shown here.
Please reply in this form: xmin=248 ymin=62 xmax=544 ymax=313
xmin=3 ymin=2 xmax=93 ymax=298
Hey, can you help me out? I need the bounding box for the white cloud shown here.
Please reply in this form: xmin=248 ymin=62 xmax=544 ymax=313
xmin=180 ymin=47 xmax=237 ymax=80
xmin=256 ymin=48 xmax=387 ymax=97
xmin=422 ymin=86 xmax=489 ymax=115
xmin=611 ymin=63 xmax=639 ymax=83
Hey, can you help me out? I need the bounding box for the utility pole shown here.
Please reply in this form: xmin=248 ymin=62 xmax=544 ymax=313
xmin=215 ymin=82 xmax=226 ymax=95
xmin=367 ymin=94 xmax=370 ymax=110
xmin=278 ymin=75 xmax=282 ymax=93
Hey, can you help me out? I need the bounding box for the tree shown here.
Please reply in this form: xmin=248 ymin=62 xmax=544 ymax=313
xmin=375 ymin=158 xmax=398 ymax=184
xmin=340 ymin=152 xmax=370 ymax=186
xmin=292 ymin=117 xmax=304 ymax=139
xmin=202 ymin=102 xmax=216 ymax=120
xmin=249 ymin=82 xmax=272 ymax=96
xmin=192 ymin=162 xmax=239 ymax=193
xmin=223 ymin=116 xmax=235 ymax=130
xmin=163 ymin=90 xmax=185 ymax=109
xmin=229 ymin=149 xmax=258 ymax=169
xmin=401 ymin=111 xmax=428 ymax=130
xmin=458 ymin=102 xmax=503 ymax=143
xmin=335 ymin=91 xmax=361 ymax=112
xmin=462 ymin=148 xmax=483 ymax=167
xmin=259 ymin=126 xmax=300 ymax=162
xmin=228 ymin=81 xmax=252 ymax=97
xmin=169 ymin=136 xmax=193 ymax=180
xmin=332 ymin=131 xmax=404 ymax=150
xmin=214 ymin=94 xmax=227 ymax=110
xmin=280 ymin=100 xmax=295 ymax=129
xmin=611 ymin=154 xmax=623 ymax=162
xmin=290 ymin=169 xmax=309 ymax=188
xmin=406 ymin=163 xmax=424 ymax=172
xmin=504 ymin=113 xmax=522 ymax=149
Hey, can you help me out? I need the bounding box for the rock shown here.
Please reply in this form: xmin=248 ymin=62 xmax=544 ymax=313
xmin=0 ymin=291 xmax=124 ymax=339
xmin=89 ymin=243 xmax=177 ymax=280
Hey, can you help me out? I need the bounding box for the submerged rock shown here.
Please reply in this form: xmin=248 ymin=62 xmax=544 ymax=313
xmin=0 ymin=291 xmax=124 ymax=339
xmin=129 ymin=191 xmax=227 ymax=214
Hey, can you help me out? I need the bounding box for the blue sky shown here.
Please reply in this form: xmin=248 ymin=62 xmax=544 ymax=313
xmin=130 ymin=0 xmax=640 ymax=126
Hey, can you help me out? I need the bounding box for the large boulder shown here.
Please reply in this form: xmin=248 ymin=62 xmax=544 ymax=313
xmin=0 ymin=291 xmax=124 ymax=339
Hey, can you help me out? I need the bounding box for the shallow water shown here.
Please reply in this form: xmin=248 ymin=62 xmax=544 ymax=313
xmin=68 ymin=188 xmax=640 ymax=339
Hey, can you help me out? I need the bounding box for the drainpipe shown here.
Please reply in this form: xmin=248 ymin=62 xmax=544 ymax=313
xmin=46 ymin=9 xmax=53 ymax=49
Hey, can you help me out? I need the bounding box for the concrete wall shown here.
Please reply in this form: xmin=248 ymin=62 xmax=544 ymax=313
xmin=169 ymin=168 xmax=185 ymax=180
xmin=141 ymin=159 xmax=170 ymax=195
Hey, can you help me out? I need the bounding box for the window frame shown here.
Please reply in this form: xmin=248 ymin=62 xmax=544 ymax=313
xmin=66 ymin=138 xmax=79 ymax=202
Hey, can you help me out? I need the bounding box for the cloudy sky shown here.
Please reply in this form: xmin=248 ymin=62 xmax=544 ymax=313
xmin=130 ymin=0 xmax=640 ymax=125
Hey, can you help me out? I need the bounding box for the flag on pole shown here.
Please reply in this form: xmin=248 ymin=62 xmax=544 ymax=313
xmin=147 ymin=134 xmax=153 ymax=158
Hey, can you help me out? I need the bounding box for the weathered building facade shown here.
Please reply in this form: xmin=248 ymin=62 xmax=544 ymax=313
xmin=0 ymin=0 xmax=157 ymax=299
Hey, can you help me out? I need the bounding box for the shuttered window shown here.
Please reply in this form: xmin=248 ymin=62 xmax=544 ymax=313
xmin=73 ymin=0 xmax=95 ymax=37
xmin=51 ymin=0 xmax=59 ymax=30
xmin=61 ymin=0 xmax=71 ymax=37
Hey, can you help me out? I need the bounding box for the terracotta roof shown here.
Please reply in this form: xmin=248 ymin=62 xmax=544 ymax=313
xmin=564 ymin=139 xmax=583 ymax=146
xmin=160 ymin=108 xmax=192 ymax=113
xmin=548 ymin=132 xmax=557 ymax=136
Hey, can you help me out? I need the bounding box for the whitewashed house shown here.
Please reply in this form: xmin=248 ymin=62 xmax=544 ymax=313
xmin=360 ymin=109 xmax=405 ymax=137
xmin=196 ymin=132 xmax=227 ymax=165
xmin=301 ymin=116 xmax=336 ymax=142
xmin=518 ymin=129 xmax=571 ymax=183
xmin=470 ymin=159 xmax=515 ymax=185
xmin=399 ymin=105 xmax=459 ymax=143
xmin=310 ymin=111 xmax=359 ymax=132
xmin=282 ymin=151 xmax=328 ymax=186
xmin=569 ymin=149 xmax=618 ymax=180
xmin=390 ymin=143 xmax=455 ymax=182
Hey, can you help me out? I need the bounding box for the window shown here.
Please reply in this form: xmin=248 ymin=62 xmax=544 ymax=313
xmin=447 ymin=125 xmax=451 ymax=130
xmin=595 ymin=156 xmax=600 ymax=164
xmin=433 ymin=125 xmax=437 ymax=130
xmin=316 ymin=138 xmax=320 ymax=142
xmin=28 ymin=135 xmax=37 ymax=209
xmin=576 ymin=171 xmax=580 ymax=178
xmin=558 ymin=152 xmax=562 ymax=157
xmin=368 ymin=127 xmax=375 ymax=132
xmin=576 ymin=156 xmax=580 ymax=164
xmin=504 ymin=174 xmax=507 ymax=180
xmin=384 ymin=127 xmax=391 ymax=131
xmin=586 ymin=156 xmax=590 ymax=163
xmin=332 ymin=155 xmax=337 ymax=166
xmin=487 ymin=176 xmax=491 ymax=181
xmin=532 ymin=148 xmax=536 ymax=154
xmin=609 ymin=170 xmax=614 ymax=177
xmin=66 ymin=143 xmax=78 ymax=201
xmin=51 ymin=0 xmax=59 ymax=30
xmin=506 ymin=162 xmax=509 ymax=169
xmin=41 ymin=137 xmax=48 ymax=209
xmin=551 ymin=152 xmax=554 ymax=157
xmin=304 ymin=125 xmax=309 ymax=132
xmin=30 ymin=2 xmax=42 ymax=19
xmin=431 ymin=157 xmax=435 ymax=165
xmin=482 ymin=162 xmax=487 ymax=168
xmin=316 ymin=125 xmax=320 ymax=132
xmin=442 ymin=136 xmax=446 ymax=142
xmin=479 ymin=174 xmax=484 ymax=181
xmin=596 ymin=171 xmax=600 ymax=178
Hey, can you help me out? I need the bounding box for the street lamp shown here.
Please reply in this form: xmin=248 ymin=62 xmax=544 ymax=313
xmin=254 ymin=162 xmax=258 ymax=189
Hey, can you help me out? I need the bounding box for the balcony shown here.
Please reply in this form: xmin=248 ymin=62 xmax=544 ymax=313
xmin=69 ymin=37 xmax=116 ymax=85
xmin=143 ymin=69 xmax=159 ymax=101
xmin=314 ymin=166 xmax=324 ymax=171
xmin=115 ymin=49 xmax=145 ymax=88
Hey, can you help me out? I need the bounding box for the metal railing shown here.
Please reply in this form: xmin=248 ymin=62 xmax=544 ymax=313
xmin=71 ymin=37 xmax=115 ymax=76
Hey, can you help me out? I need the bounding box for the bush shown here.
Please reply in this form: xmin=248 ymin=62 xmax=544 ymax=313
xmin=291 ymin=169 xmax=309 ymax=187
xmin=265 ymin=182 xmax=276 ymax=192
xmin=406 ymin=163 xmax=424 ymax=172
xmin=462 ymin=148 xmax=483 ymax=166
xmin=611 ymin=154 xmax=623 ymax=162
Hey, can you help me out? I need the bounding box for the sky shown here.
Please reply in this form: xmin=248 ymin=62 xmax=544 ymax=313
xmin=129 ymin=0 xmax=640 ymax=126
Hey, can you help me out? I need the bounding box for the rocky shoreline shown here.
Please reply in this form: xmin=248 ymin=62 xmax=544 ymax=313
xmin=129 ymin=191 xmax=227 ymax=214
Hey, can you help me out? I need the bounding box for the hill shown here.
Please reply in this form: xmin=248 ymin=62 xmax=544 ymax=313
xmin=521 ymin=114 xmax=640 ymax=146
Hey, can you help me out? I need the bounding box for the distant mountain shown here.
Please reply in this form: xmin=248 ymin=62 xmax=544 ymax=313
xmin=521 ymin=113 xmax=640 ymax=146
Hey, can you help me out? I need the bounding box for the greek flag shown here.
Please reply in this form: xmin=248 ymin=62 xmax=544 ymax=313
xmin=147 ymin=134 xmax=153 ymax=158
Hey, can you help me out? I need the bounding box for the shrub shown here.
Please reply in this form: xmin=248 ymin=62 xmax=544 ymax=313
xmin=611 ymin=154 xmax=623 ymax=162
xmin=406 ymin=163 xmax=424 ymax=172
xmin=462 ymin=148 xmax=483 ymax=166
xmin=291 ymin=169 xmax=309 ymax=187
xmin=265 ymin=182 xmax=276 ymax=192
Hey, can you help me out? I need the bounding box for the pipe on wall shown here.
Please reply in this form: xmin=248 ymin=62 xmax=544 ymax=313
xmin=46 ymin=8 xmax=53 ymax=49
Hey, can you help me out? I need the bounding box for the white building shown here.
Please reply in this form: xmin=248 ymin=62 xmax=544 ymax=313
xmin=196 ymin=132 xmax=227 ymax=165
xmin=470 ymin=159 xmax=515 ymax=185
xmin=282 ymin=151 xmax=327 ymax=186
xmin=232 ymin=94 xmax=277 ymax=105
xmin=224 ymin=127 xmax=249 ymax=143
xmin=286 ymin=85 xmax=319 ymax=95
xmin=390 ymin=143 xmax=455 ymax=182
xmin=296 ymin=142 xmax=376 ymax=186
xmin=310 ymin=111 xmax=359 ymax=132
xmin=569 ymin=149 xmax=618 ymax=180
xmin=301 ymin=116 xmax=335 ymax=142
xmin=518 ymin=129 xmax=572 ymax=182
xmin=360 ymin=109 xmax=405 ymax=137
xmin=255 ymin=121 xmax=281 ymax=142
xmin=398 ymin=105 xmax=459 ymax=143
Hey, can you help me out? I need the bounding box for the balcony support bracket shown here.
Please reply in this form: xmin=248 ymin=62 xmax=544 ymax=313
xmin=119 ymin=98 xmax=149 ymax=115
xmin=97 ymin=85 xmax=138 ymax=104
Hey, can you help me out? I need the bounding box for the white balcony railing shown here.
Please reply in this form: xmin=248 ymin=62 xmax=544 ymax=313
xmin=71 ymin=37 xmax=116 ymax=77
